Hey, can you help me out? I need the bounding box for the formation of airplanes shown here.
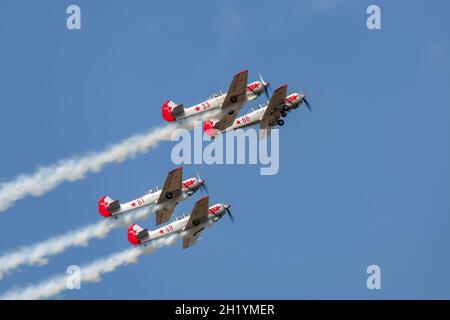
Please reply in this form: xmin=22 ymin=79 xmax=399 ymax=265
xmin=161 ymin=70 xmax=311 ymax=137
xmin=99 ymin=70 xmax=309 ymax=249
xmin=98 ymin=167 xmax=232 ymax=249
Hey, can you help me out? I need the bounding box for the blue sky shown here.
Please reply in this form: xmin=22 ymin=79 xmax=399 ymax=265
xmin=0 ymin=0 xmax=449 ymax=299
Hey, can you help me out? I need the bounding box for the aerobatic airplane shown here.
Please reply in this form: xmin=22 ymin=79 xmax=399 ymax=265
xmin=204 ymin=84 xmax=311 ymax=137
xmin=161 ymin=70 xmax=270 ymax=132
xmin=127 ymin=196 xmax=232 ymax=249
xmin=98 ymin=167 xmax=207 ymax=225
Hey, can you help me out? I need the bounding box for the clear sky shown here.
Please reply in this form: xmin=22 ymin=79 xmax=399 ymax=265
xmin=0 ymin=0 xmax=449 ymax=299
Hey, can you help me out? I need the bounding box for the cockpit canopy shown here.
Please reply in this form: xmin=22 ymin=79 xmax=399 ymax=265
xmin=174 ymin=213 xmax=189 ymax=221
xmin=147 ymin=187 xmax=160 ymax=194
xmin=210 ymin=90 xmax=224 ymax=98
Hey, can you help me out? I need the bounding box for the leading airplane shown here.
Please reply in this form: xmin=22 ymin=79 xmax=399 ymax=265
xmin=204 ymin=84 xmax=311 ymax=137
xmin=98 ymin=167 xmax=207 ymax=225
xmin=127 ymin=196 xmax=232 ymax=249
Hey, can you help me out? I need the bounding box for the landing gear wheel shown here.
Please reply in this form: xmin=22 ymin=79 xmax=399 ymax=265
xmin=277 ymin=119 xmax=285 ymax=126
xmin=165 ymin=192 xmax=173 ymax=199
xmin=230 ymin=96 xmax=238 ymax=103
xmin=228 ymin=110 xmax=235 ymax=116
xmin=193 ymin=219 xmax=200 ymax=226
xmin=282 ymin=105 xmax=290 ymax=112
xmin=281 ymin=112 xmax=287 ymax=118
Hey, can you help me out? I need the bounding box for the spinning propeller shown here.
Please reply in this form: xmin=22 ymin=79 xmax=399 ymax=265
xmin=195 ymin=169 xmax=209 ymax=194
xmin=259 ymin=73 xmax=272 ymax=101
xmin=302 ymin=93 xmax=312 ymax=112
xmin=224 ymin=204 xmax=234 ymax=222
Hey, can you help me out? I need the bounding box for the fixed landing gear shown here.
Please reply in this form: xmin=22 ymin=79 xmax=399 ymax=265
xmin=277 ymin=119 xmax=285 ymax=126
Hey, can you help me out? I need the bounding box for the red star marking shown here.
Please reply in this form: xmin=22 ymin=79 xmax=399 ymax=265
xmin=131 ymin=202 xmax=136 ymax=207
xmin=246 ymin=82 xmax=260 ymax=91
xmin=287 ymin=95 xmax=298 ymax=103
xmin=236 ymin=120 xmax=241 ymax=125
xmin=183 ymin=179 xmax=195 ymax=188
xmin=209 ymin=205 xmax=222 ymax=214
xmin=159 ymin=229 xmax=164 ymax=235
xmin=195 ymin=106 xmax=201 ymax=111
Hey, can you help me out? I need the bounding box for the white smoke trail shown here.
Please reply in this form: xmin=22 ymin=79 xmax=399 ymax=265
xmin=0 ymin=233 xmax=182 ymax=300
xmin=0 ymin=206 xmax=157 ymax=280
xmin=0 ymin=109 xmax=220 ymax=213
xmin=0 ymin=124 xmax=176 ymax=212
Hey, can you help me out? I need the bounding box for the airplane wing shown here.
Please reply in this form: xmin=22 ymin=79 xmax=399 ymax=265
xmin=207 ymin=71 xmax=248 ymax=132
xmin=184 ymin=196 xmax=209 ymax=230
xmin=221 ymin=70 xmax=248 ymax=110
xmin=183 ymin=196 xmax=209 ymax=249
xmin=155 ymin=206 xmax=176 ymax=225
xmin=182 ymin=227 xmax=204 ymax=249
xmin=157 ymin=167 xmax=182 ymax=204
xmin=155 ymin=167 xmax=182 ymax=225
xmin=212 ymin=114 xmax=237 ymax=132
xmin=259 ymin=84 xmax=288 ymax=130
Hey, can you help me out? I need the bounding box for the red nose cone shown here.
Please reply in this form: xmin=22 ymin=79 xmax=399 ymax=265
xmin=162 ymin=100 xmax=175 ymax=122
xmin=127 ymin=224 xmax=141 ymax=245
xmin=203 ymin=120 xmax=218 ymax=137
xmin=98 ymin=196 xmax=111 ymax=218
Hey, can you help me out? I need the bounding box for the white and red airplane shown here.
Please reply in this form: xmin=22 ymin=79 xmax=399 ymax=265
xmin=204 ymin=84 xmax=311 ymax=137
xmin=161 ymin=70 xmax=270 ymax=132
xmin=128 ymin=196 xmax=232 ymax=249
xmin=98 ymin=167 xmax=207 ymax=225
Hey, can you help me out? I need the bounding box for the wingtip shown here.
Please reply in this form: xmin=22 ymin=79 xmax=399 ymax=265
xmin=236 ymin=69 xmax=248 ymax=76
xmin=197 ymin=196 xmax=209 ymax=203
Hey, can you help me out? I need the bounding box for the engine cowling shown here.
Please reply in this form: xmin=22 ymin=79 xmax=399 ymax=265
xmin=246 ymin=81 xmax=265 ymax=95
xmin=98 ymin=196 xmax=113 ymax=217
xmin=285 ymin=93 xmax=301 ymax=109
xmin=208 ymin=203 xmax=224 ymax=216
xmin=127 ymin=224 xmax=141 ymax=245
xmin=203 ymin=120 xmax=220 ymax=137
xmin=162 ymin=100 xmax=176 ymax=122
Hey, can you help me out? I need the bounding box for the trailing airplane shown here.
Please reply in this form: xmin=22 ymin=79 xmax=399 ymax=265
xmin=161 ymin=70 xmax=270 ymax=132
xmin=127 ymin=196 xmax=232 ymax=249
xmin=98 ymin=167 xmax=207 ymax=225
xmin=204 ymin=84 xmax=311 ymax=137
